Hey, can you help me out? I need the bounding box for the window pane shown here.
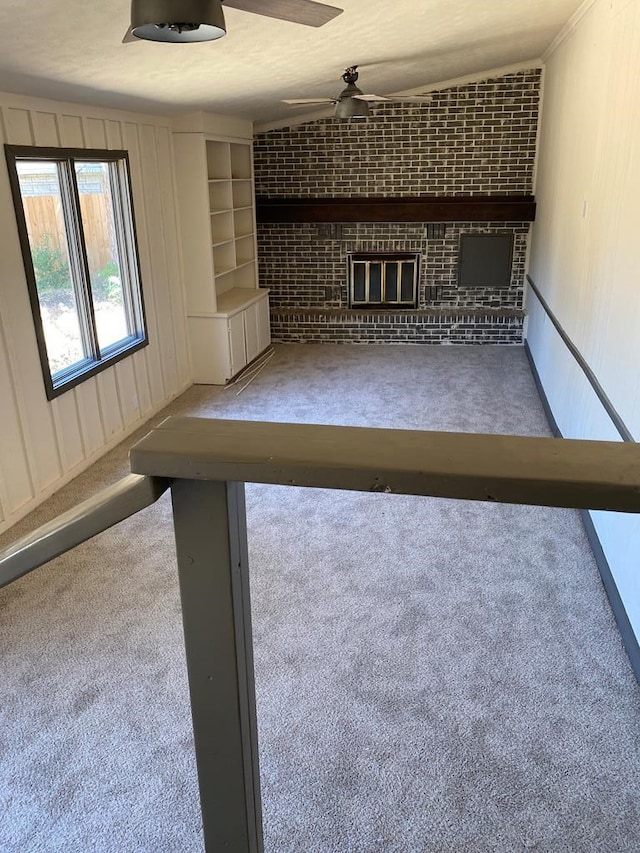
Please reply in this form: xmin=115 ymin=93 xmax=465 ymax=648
xmin=352 ymin=263 xmax=366 ymax=303
xmin=16 ymin=161 xmax=85 ymax=375
xmin=385 ymin=263 xmax=398 ymax=302
xmin=75 ymin=161 xmax=129 ymax=351
xmin=369 ymin=263 xmax=382 ymax=302
xmin=401 ymin=262 xmax=416 ymax=302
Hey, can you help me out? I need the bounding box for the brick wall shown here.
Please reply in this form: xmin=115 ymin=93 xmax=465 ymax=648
xmin=253 ymin=69 xmax=541 ymax=344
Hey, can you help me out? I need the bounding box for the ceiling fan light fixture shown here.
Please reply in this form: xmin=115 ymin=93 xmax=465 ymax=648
xmin=335 ymin=90 xmax=370 ymax=120
xmin=335 ymin=99 xmax=370 ymax=120
xmin=130 ymin=0 xmax=226 ymax=42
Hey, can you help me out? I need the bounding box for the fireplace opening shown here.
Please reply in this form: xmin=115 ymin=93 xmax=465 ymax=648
xmin=348 ymin=253 xmax=419 ymax=308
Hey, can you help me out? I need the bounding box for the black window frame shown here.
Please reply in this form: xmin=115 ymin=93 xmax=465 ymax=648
xmin=4 ymin=144 xmax=148 ymax=400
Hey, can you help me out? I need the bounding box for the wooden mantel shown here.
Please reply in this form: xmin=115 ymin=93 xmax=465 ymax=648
xmin=255 ymin=195 xmax=536 ymax=224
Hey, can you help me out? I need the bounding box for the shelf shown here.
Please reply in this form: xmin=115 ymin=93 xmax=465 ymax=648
xmin=235 ymin=226 xmax=254 ymax=241
xmin=214 ymin=260 xmax=256 ymax=294
xmin=209 ymin=180 xmax=232 ymax=212
xmin=232 ymin=181 xmax=254 ymax=209
xmin=235 ymin=235 xmax=255 ymax=265
xmin=230 ymin=144 xmax=252 ymax=181
xmin=210 ymin=210 xmax=234 ymax=245
xmin=234 ymin=207 xmax=254 ymax=238
xmin=234 ymin=262 xmax=256 ymax=289
xmin=215 ymin=269 xmax=236 ymax=296
xmin=214 ymin=263 xmax=256 ymax=294
xmin=213 ymin=241 xmax=236 ymax=275
xmin=206 ymin=140 xmax=231 ymax=180
xmin=214 ymin=287 xmax=269 ymax=318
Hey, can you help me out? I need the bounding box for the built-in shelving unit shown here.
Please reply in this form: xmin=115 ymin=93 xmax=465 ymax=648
xmin=172 ymin=113 xmax=270 ymax=384
xmin=207 ymin=140 xmax=259 ymax=299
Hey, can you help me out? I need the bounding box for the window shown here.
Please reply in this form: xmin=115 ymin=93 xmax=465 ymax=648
xmin=4 ymin=145 xmax=148 ymax=399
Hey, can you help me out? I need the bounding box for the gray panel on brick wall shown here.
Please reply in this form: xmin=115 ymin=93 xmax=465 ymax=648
xmin=459 ymin=234 xmax=514 ymax=288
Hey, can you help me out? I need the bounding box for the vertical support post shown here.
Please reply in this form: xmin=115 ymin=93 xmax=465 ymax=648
xmin=170 ymin=478 xmax=263 ymax=852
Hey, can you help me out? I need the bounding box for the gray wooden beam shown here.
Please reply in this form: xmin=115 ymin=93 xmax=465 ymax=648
xmin=170 ymin=479 xmax=263 ymax=852
xmin=127 ymin=416 xmax=640 ymax=852
xmin=130 ymin=417 xmax=640 ymax=513
xmin=0 ymin=474 xmax=171 ymax=589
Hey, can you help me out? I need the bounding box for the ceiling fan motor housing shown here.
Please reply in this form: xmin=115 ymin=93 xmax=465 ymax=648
xmin=130 ymin=0 xmax=227 ymax=41
xmin=335 ymin=82 xmax=370 ymax=119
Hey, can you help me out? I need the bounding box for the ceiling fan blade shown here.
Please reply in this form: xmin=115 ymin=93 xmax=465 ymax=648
xmin=224 ymin=0 xmax=343 ymax=27
xmin=353 ymin=94 xmax=391 ymax=102
xmin=283 ymin=98 xmax=336 ymax=105
xmin=388 ymin=95 xmax=434 ymax=103
xmin=122 ymin=25 xmax=138 ymax=43
xmin=354 ymin=94 xmax=434 ymax=104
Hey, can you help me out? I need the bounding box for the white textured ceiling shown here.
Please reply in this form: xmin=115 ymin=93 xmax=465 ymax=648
xmin=0 ymin=0 xmax=583 ymax=125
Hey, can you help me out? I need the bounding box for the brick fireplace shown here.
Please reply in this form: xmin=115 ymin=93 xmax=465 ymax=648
xmin=253 ymin=69 xmax=541 ymax=345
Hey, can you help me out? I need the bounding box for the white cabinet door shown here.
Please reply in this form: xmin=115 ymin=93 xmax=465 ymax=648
xmin=243 ymin=302 xmax=260 ymax=364
xmin=256 ymin=294 xmax=271 ymax=353
xmin=228 ymin=312 xmax=247 ymax=376
xmin=189 ymin=316 xmax=233 ymax=384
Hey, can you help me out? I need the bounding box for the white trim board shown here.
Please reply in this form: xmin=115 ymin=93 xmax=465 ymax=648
xmin=542 ymin=0 xmax=599 ymax=61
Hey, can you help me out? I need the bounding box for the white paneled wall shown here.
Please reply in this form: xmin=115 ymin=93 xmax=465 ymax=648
xmin=527 ymin=0 xmax=640 ymax=636
xmin=0 ymin=93 xmax=191 ymax=534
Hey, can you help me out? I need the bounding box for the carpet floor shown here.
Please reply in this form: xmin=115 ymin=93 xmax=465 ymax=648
xmin=1 ymin=344 xmax=639 ymax=852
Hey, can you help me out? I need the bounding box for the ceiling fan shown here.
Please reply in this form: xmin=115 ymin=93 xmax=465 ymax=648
xmin=283 ymin=66 xmax=433 ymax=119
xmin=123 ymin=0 xmax=343 ymax=43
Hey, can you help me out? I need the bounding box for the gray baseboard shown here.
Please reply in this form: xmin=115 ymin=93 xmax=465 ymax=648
xmin=524 ymin=340 xmax=640 ymax=682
